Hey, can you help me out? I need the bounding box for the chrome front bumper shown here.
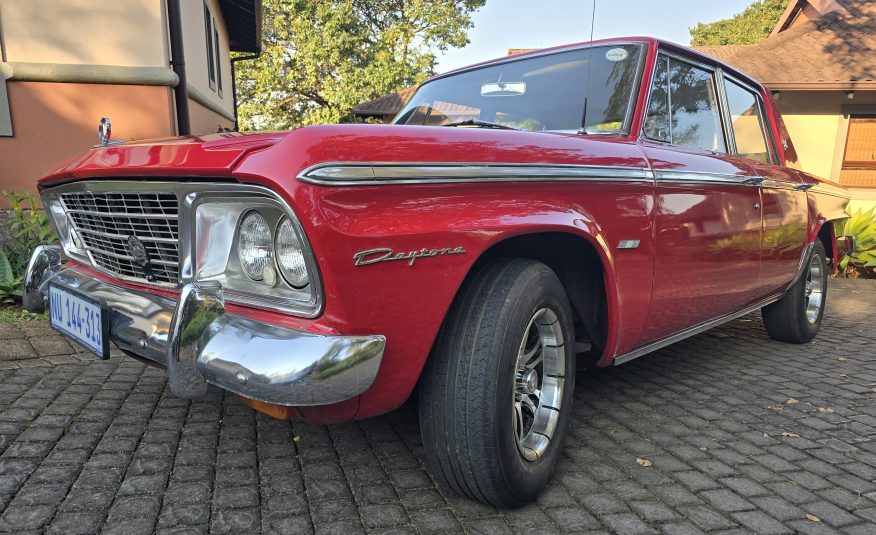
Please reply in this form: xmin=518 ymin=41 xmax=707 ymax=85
xmin=23 ymin=245 xmax=386 ymax=406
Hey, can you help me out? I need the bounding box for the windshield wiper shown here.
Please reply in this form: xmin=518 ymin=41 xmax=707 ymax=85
xmin=441 ymin=119 xmax=520 ymax=131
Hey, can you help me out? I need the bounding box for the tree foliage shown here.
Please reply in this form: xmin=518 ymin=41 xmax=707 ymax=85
xmin=235 ymin=0 xmax=486 ymax=130
xmin=689 ymin=0 xmax=789 ymax=46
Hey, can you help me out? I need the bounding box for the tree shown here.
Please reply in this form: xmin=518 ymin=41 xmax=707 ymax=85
xmin=235 ymin=0 xmax=486 ymax=130
xmin=689 ymin=0 xmax=789 ymax=46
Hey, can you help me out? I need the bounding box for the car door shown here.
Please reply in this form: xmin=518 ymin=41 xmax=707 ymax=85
xmin=720 ymin=76 xmax=807 ymax=295
xmin=637 ymin=52 xmax=763 ymax=345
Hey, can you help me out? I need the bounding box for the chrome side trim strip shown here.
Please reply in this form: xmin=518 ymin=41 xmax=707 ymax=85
xmin=614 ymin=293 xmax=783 ymax=366
xmin=298 ymin=162 xmax=655 ymax=186
xmin=762 ymin=178 xmax=801 ymax=191
xmin=654 ymin=170 xmax=749 ymax=185
xmin=809 ymin=184 xmax=851 ymax=199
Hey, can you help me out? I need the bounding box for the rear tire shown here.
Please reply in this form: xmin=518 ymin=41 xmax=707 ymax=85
xmin=419 ymin=258 xmax=576 ymax=508
xmin=762 ymin=240 xmax=827 ymax=343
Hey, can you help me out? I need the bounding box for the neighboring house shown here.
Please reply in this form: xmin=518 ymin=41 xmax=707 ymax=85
xmin=698 ymin=0 xmax=876 ymax=209
xmin=352 ymin=86 xmax=417 ymax=123
xmin=0 ymin=0 xmax=262 ymax=197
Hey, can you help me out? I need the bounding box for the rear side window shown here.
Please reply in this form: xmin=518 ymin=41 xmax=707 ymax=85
xmin=724 ymin=80 xmax=771 ymax=164
xmin=644 ymin=56 xmax=726 ymax=153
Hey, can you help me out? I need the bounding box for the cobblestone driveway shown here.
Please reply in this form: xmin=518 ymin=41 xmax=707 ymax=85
xmin=0 ymin=279 xmax=874 ymax=534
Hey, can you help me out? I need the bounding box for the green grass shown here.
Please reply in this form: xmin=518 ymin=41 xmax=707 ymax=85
xmin=0 ymin=305 xmax=47 ymax=324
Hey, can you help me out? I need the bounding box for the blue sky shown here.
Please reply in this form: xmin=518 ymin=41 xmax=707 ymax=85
xmin=436 ymin=0 xmax=756 ymax=72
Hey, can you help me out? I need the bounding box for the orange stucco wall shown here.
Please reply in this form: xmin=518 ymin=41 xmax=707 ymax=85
xmin=0 ymin=81 xmax=175 ymax=198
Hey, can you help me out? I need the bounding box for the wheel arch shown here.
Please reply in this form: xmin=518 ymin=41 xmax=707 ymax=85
xmin=439 ymin=230 xmax=619 ymax=367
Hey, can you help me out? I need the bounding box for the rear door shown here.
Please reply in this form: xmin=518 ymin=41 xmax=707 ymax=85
xmin=638 ymin=53 xmax=763 ymax=344
xmin=720 ymin=76 xmax=807 ymax=295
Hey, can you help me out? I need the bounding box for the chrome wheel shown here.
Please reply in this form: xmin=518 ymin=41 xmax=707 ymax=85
xmin=804 ymin=252 xmax=825 ymax=324
xmin=513 ymin=308 xmax=565 ymax=461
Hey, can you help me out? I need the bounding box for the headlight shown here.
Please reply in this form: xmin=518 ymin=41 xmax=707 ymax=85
xmin=238 ymin=211 xmax=273 ymax=281
xmin=275 ymin=217 xmax=309 ymax=288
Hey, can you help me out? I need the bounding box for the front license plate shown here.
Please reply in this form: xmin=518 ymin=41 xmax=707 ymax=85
xmin=48 ymin=284 xmax=109 ymax=358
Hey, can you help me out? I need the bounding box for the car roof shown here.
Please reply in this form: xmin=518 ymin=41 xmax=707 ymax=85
xmin=430 ymin=36 xmax=767 ymax=96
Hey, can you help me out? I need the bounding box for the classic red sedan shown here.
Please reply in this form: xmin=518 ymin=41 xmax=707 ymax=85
xmin=23 ymin=37 xmax=851 ymax=506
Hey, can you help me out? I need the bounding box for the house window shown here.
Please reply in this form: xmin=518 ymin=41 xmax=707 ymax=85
xmin=840 ymin=116 xmax=876 ymax=188
xmin=644 ymin=55 xmax=726 ymax=153
xmin=724 ymin=80 xmax=771 ymax=164
xmin=204 ymin=2 xmax=216 ymax=91
xmin=214 ymin=27 xmax=222 ymax=97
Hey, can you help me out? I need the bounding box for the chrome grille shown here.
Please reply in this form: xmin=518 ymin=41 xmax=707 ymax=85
xmin=61 ymin=191 xmax=180 ymax=285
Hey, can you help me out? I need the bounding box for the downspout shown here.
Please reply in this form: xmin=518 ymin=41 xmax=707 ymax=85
xmin=231 ymin=54 xmax=259 ymax=131
xmin=166 ymin=0 xmax=191 ymax=135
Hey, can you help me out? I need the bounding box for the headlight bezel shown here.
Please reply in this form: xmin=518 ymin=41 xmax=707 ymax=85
xmin=192 ymin=190 xmax=322 ymax=317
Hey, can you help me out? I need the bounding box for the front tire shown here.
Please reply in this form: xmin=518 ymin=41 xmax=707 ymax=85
xmin=419 ymin=258 xmax=576 ymax=507
xmin=762 ymin=240 xmax=828 ymax=343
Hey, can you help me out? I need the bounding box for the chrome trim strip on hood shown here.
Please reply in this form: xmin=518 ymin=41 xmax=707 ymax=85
xmin=298 ymin=162 xmax=655 ymax=186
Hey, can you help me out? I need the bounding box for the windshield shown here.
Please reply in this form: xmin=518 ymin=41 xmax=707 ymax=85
xmin=394 ymin=44 xmax=645 ymax=133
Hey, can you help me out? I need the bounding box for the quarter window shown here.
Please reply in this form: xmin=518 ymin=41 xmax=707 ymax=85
xmin=644 ymin=56 xmax=726 ymax=153
xmin=724 ymin=80 xmax=771 ymax=163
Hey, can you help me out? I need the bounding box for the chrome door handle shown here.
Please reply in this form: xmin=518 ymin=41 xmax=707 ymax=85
xmin=742 ymin=177 xmax=764 ymax=186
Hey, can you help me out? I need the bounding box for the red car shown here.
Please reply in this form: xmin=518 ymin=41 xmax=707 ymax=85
xmin=24 ymin=37 xmax=851 ymax=506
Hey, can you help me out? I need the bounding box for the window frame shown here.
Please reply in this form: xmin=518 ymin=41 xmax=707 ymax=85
xmin=214 ymin=24 xmax=223 ymax=97
xmin=640 ymin=50 xmax=730 ymax=154
xmin=839 ymin=115 xmax=876 ymax=188
xmin=204 ymin=2 xmax=216 ymax=92
xmin=719 ymin=72 xmax=779 ymax=165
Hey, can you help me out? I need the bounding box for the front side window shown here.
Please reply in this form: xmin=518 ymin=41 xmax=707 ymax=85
xmin=644 ymin=55 xmax=726 ymax=153
xmin=394 ymin=44 xmax=644 ymax=133
xmin=724 ymin=80 xmax=770 ymax=163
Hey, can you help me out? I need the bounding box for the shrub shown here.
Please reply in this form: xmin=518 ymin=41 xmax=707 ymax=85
xmin=0 ymin=191 xmax=58 ymax=303
xmin=838 ymin=207 xmax=876 ymax=278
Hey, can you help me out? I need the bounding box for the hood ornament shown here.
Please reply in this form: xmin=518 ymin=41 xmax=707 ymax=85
xmin=98 ymin=117 xmax=111 ymax=145
xmin=96 ymin=117 xmax=124 ymax=147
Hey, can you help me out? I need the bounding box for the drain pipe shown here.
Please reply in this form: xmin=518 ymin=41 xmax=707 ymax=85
xmin=231 ymin=54 xmax=260 ymax=131
xmin=166 ymin=0 xmax=191 ymax=135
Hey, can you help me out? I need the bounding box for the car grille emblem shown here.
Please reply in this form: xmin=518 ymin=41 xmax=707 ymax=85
xmin=127 ymin=236 xmax=156 ymax=282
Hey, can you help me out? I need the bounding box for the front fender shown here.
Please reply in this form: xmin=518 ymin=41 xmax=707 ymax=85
xmin=284 ymin=181 xmax=652 ymax=419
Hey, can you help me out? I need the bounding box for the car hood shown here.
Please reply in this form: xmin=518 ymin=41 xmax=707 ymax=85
xmin=40 ymin=124 xmax=651 ymax=189
xmin=233 ymin=124 xmax=650 ymax=187
xmin=38 ymin=131 xmax=292 ymax=188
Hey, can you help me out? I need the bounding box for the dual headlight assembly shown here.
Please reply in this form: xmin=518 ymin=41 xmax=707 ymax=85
xmin=238 ymin=211 xmax=308 ymax=289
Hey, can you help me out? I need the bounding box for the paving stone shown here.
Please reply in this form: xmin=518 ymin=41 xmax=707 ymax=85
xmin=730 ymin=510 xmax=793 ymax=534
xmin=409 ymin=509 xmax=462 ymax=534
xmin=0 ymin=281 xmax=872 ymax=533
xmin=359 ymin=503 xmax=409 ymax=529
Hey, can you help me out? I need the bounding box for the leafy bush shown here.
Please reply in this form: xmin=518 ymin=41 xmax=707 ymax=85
xmin=0 ymin=249 xmax=22 ymax=304
xmin=838 ymin=207 xmax=876 ymax=277
xmin=0 ymin=190 xmax=58 ymax=303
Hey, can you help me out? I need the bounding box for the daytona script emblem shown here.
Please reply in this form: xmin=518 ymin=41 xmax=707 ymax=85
xmin=353 ymin=246 xmax=466 ymax=267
